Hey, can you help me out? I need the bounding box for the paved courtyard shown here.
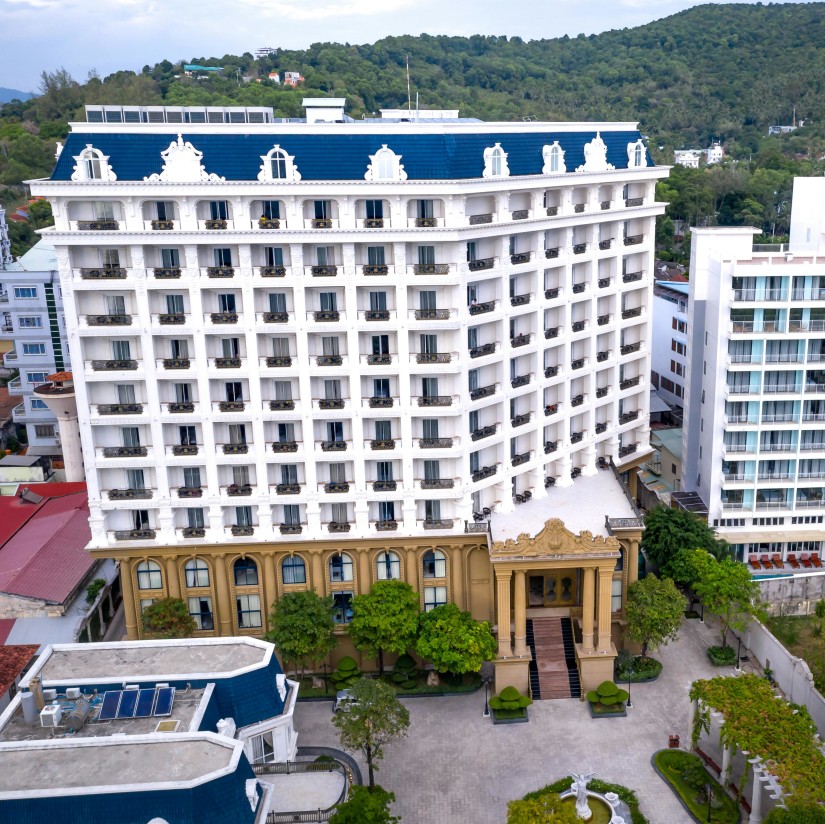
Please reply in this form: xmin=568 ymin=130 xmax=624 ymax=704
xmin=294 ymin=617 xmax=740 ymax=823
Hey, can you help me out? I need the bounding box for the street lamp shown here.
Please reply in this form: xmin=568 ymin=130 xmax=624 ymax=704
xmin=700 ymin=601 xmax=705 ymax=623
xmin=625 ymin=679 xmax=632 ymax=710
xmin=735 ymin=636 xmax=742 ymax=672
xmin=480 ymin=661 xmax=495 ymax=718
xmin=705 ymin=783 xmax=714 ymax=822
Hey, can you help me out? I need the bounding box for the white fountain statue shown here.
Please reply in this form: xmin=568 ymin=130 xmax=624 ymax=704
xmin=569 ymin=771 xmax=596 ymax=820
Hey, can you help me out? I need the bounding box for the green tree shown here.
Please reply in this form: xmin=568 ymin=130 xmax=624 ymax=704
xmin=507 ymin=795 xmax=579 ymax=824
xmin=265 ymin=590 xmax=336 ymax=678
xmin=142 ymin=597 xmax=197 ymax=638
xmin=329 ymin=785 xmax=400 ymax=824
xmin=625 ymin=574 xmax=686 ymax=660
xmin=694 ymin=557 xmax=764 ymax=648
xmin=332 ymin=678 xmax=410 ymax=789
xmin=415 ymin=603 xmax=496 ymax=675
xmin=348 ymin=580 xmax=420 ymax=676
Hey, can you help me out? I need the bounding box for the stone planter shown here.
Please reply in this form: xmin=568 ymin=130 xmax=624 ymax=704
xmin=587 ymin=701 xmax=627 ymax=719
xmin=492 ymin=707 xmax=529 ymax=725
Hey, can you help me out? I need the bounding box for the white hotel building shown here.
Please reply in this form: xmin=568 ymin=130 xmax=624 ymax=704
xmin=29 ymin=101 xmax=666 ymax=552
xmin=683 ymin=177 xmax=825 ymax=565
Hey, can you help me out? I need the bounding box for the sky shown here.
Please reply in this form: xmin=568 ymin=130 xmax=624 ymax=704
xmin=0 ymin=0 xmax=820 ymax=93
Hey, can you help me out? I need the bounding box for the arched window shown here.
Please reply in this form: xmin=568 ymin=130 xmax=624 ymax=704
xmin=635 ymin=144 xmax=644 ymax=167
xmin=282 ymin=555 xmax=307 ymax=585
xmin=136 ymin=560 xmax=162 ymax=590
xmin=422 ymin=549 xmax=447 ymax=579
xmin=491 ymin=147 xmax=503 ymax=177
xmin=329 ymin=552 xmax=354 ymax=583
xmin=258 ymin=145 xmax=301 ymax=182
xmin=549 ymin=146 xmax=561 ymax=172
xmin=184 ymin=558 xmax=210 ymax=588
xmin=376 ymin=551 xmax=401 ymax=580
xmin=482 ymin=143 xmax=509 ymax=178
xmin=377 ymin=151 xmax=394 ymax=180
xmin=542 ymin=142 xmax=567 ymax=175
xmin=271 ymin=150 xmax=288 ymax=180
xmin=71 ymin=145 xmax=116 ymax=182
xmin=626 ymin=139 xmax=646 ymax=169
xmin=83 ymin=150 xmax=102 ymax=179
xmin=234 ymin=557 xmax=259 ymax=587
xmin=364 ymin=145 xmax=406 ymax=181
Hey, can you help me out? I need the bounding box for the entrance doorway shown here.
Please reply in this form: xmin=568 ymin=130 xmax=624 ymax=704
xmin=528 ymin=571 xmax=578 ymax=608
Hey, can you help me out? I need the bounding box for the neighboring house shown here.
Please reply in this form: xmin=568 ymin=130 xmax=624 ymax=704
xmin=27 ymin=99 xmax=668 ymax=694
xmin=0 ymin=644 xmax=37 ymax=712
xmin=682 ymin=175 xmax=825 ymax=568
xmin=673 ymin=150 xmax=702 ymax=169
xmin=651 ymin=280 xmax=690 ymax=409
xmin=267 ymin=72 xmax=280 ymax=84
xmin=282 ymin=71 xmax=303 ymax=86
xmin=636 ymin=427 xmax=683 ymax=510
xmin=183 ymin=64 xmax=223 ymax=77
xmin=0 ymin=388 xmax=15 ymax=452
xmin=0 ymin=636 xmax=299 ymax=823
xmin=706 ymin=142 xmax=725 ymax=164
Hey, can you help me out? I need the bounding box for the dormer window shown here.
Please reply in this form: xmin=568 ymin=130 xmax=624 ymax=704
xmin=627 ymin=139 xmax=647 ymax=169
xmin=258 ymin=145 xmax=301 ymax=182
xmin=542 ymin=142 xmax=567 ymax=174
xmin=482 ymin=143 xmax=509 ymax=178
xmin=365 ymin=145 xmax=407 ymax=181
xmin=71 ymin=145 xmax=116 ymax=182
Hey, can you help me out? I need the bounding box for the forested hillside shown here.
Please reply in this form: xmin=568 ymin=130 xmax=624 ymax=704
xmin=3 ymin=2 xmax=825 ymax=258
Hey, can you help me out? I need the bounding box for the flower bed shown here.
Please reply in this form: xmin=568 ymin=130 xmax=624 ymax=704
xmin=616 ymin=656 xmax=663 ymax=683
xmin=518 ymin=777 xmax=649 ymax=824
xmin=587 ymin=680 xmax=628 ymax=717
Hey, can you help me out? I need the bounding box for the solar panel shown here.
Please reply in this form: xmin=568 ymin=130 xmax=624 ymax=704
xmin=135 ymin=688 xmax=156 ymax=718
xmin=99 ymin=690 xmax=122 ymax=721
xmin=153 ymin=687 xmax=175 ymax=717
xmin=116 ymin=689 xmax=139 ymax=719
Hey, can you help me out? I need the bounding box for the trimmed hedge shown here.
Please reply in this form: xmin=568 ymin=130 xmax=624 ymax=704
xmin=707 ymin=645 xmax=737 ymax=666
xmin=586 ymin=680 xmax=629 ymax=707
xmin=616 ymin=656 xmax=663 ymax=683
xmin=490 ymin=685 xmax=533 ymax=711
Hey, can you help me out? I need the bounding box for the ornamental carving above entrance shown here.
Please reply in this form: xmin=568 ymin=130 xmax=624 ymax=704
xmin=490 ymin=518 xmax=620 ymax=561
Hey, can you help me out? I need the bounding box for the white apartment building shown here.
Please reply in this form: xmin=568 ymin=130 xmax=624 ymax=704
xmin=0 ymin=237 xmax=68 ymax=456
xmin=29 ymin=102 xmax=666 ymax=551
xmin=651 ymin=279 xmax=689 ymax=408
xmin=683 ymin=176 xmax=825 ymax=564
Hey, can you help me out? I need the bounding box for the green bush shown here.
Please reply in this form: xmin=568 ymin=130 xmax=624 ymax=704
xmin=490 ymin=685 xmax=532 ymax=711
xmin=617 ymin=655 xmax=663 ymax=682
xmin=587 ymin=680 xmax=629 ymax=708
xmin=523 ymin=778 xmax=648 ymax=824
xmin=707 ymin=645 xmax=737 ymax=666
xmin=331 ymin=656 xmax=362 ymax=688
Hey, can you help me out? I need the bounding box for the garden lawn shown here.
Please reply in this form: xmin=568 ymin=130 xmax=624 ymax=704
xmin=766 ymin=615 xmax=825 ymax=693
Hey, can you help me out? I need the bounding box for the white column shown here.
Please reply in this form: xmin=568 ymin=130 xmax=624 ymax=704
xmin=721 ymin=745 xmax=732 ymax=785
xmin=749 ymin=771 xmax=763 ymax=824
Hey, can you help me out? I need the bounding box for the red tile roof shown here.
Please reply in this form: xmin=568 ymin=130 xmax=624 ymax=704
xmin=0 ymin=484 xmax=93 ymax=605
xmin=0 ymin=620 xmax=15 ymax=645
xmin=0 ymin=645 xmax=39 ymax=696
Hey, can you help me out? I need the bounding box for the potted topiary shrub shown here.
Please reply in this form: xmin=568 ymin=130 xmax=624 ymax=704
xmin=489 ymin=685 xmax=532 ymax=724
xmin=586 ymin=680 xmax=629 ymax=717
xmin=390 ymin=653 xmax=419 ymax=690
xmin=330 ymin=656 xmax=361 ymax=689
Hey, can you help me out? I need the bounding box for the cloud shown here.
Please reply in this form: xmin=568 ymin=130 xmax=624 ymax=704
xmin=235 ymin=0 xmax=420 ymax=20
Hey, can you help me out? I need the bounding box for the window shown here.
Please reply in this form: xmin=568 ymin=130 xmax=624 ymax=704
xmin=188 ymin=596 xmax=214 ymax=630
xmin=234 ymin=557 xmax=259 ymax=587
xmin=225 ymin=382 xmax=243 ymax=402
xmin=375 ymin=420 xmax=392 ymax=441
xmin=214 ymin=247 xmax=232 ymax=267
xmin=161 ymin=248 xmax=180 ymax=268
xmin=366 ymin=146 xmax=406 ymax=181
xmin=126 ymin=469 xmax=145 ymax=490
xmin=282 ymin=504 xmax=301 ymax=526
xmin=422 ymin=549 xmax=447 ymax=578
xmin=187 ymin=509 xmax=205 ymax=529
xmin=378 ymin=501 xmax=395 ymax=522
xmin=132 ymin=509 xmax=150 ymax=530
xmin=82 ymin=150 xmax=102 ymax=179
xmin=13 ymin=286 xmax=37 ymax=299
xmin=542 ymin=141 xmax=566 ymax=174
xmin=136 ymin=560 xmax=162 ymax=590
xmin=265 ymin=246 xmax=284 ymax=267
xmin=30 ymin=398 xmax=47 ymax=409
xmin=366 ymin=201 xmax=383 ymax=220
xmin=329 ymin=553 xmax=354 ymax=583
xmin=332 ymin=591 xmax=353 ymax=624
xmin=376 ymin=551 xmax=400 ymax=580
xmin=422 ymin=419 xmax=439 ymax=440
xmin=367 ymin=246 xmax=385 ymax=266
xmin=282 ymin=555 xmax=306 ymax=585
xmin=182 ymin=465 xmax=201 ymax=487
xmin=183 ymin=558 xmax=209 ymax=587
xmin=260 ymin=145 xmax=300 ymax=182
xmin=483 ymin=143 xmax=509 ymax=178
xmin=18 ymin=316 xmax=42 ymax=328
xmin=672 ymin=318 xmax=687 ymax=334
xmin=209 ymin=200 xmax=229 ymax=220
xmin=269 ymin=293 xmax=287 ymax=313
xmin=611 ymin=579 xmax=623 ymax=612
xmin=425 ymin=500 xmax=442 ymax=522
xmin=424 ymin=586 xmax=447 ymax=611
xmin=271 ymin=150 xmax=287 ymax=179
xmin=236 ymin=594 xmax=262 ymax=628
xmin=314 ymin=200 xmax=331 ymax=220
xmin=122 ymin=427 xmax=141 ymax=447
xmin=34 ymin=424 xmax=55 ymax=437
xmin=111 ymin=340 xmax=131 ymax=361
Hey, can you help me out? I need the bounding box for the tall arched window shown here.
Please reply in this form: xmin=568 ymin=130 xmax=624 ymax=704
xmin=491 ymin=147 xmax=503 ymax=177
xmin=329 ymin=552 xmax=354 ymax=583
xmin=136 ymin=560 xmax=162 ymax=590
xmin=71 ymin=146 xmax=116 ymax=182
xmin=376 ymin=551 xmax=401 ymax=580
xmin=422 ymin=549 xmax=447 ymax=579
xmin=542 ymin=142 xmax=566 ymax=175
xmin=258 ymin=145 xmax=301 ymax=182
xmin=184 ymin=558 xmax=210 ymax=588
xmin=377 ymin=151 xmax=394 ymax=180
xmin=271 ymin=150 xmax=288 ymax=180
xmin=483 ymin=143 xmax=509 ymax=178
xmin=83 ymin=150 xmax=102 ymax=179
xmin=364 ymin=145 xmax=406 ymax=181
xmin=635 ymin=144 xmax=644 ymax=167
xmin=282 ymin=555 xmax=307 ymax=585
xmin=549 ymin=146 xmax=561 ymax=172
xmin=234 ymin=557 xmax=259 ymax=587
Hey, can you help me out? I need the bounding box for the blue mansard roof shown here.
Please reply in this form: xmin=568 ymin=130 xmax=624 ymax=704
xmin=51 ymin=128 xmax=652 ymax=182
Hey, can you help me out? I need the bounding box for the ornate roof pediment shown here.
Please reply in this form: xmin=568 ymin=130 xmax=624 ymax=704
xmin=491 ymin=518 xmax=620 ymax=560
xmin=144 ymin=134 xmax=225 ymax=183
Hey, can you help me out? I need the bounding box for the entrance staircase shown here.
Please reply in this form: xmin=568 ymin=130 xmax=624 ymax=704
xmin=527 ymin=617 xmax=581 ymax=700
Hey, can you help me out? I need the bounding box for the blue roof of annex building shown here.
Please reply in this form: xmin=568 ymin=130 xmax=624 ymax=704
xmin=51 ymin=127 xmax=653 ymax=182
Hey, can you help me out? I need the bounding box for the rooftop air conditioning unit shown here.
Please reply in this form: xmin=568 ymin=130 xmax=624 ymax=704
xmin=42 ymin=689 xmax=57 ymax=702
xmin=66 ymin=688 xmax=82 ymax=700
xmin=40 ymin=704 xmax=62 ymax=727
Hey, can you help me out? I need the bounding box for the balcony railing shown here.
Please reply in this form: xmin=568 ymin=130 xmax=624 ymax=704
xmin=512 ymin=209 xmax=529 ymax=220
xmin=573 ymin=243 xmax=587 ymax=254
xmin=169 ymin=402 xmax=195 ymax=413
xmin=269 ymin=399 xmax=295 ymax=410
xmin=572 ymin=321 xmax=586 ymax=333
xmin=115 ymin=528 xmax=155 ymax=540
xmin=618 ymin=444 xmax=638 ymax=458
xmin=595 ymin=422 xmax=608 ymax=434
xmin=511 ymin=413 xmax=531 ymax=427
xmin=622 ymin=307 xmax=643 ymax=320
xmin=419 ymin=438 xmax=453 ymax=448
xmin=620 ymin=377 xmax=641 ymax=390
xmin=571 ymin=394 xmax=585 ymax=407
xmin=469 ymin=213 xmax=493 ymax=225
xmin=272 ymin=441 xmax=299 ymax=452
xmin=545 ymin=247 xmax=560 ymax=259
xmin=545 ymin=287 xmax=560 ymax=300
xmin=545 ymin=327 xmax=559 ymax=339
xmin=413 ymin=263 xmax=450 ymax=275
xmin=510 ymin=252 xmax=532 ymax=265
xmin=266 ymin=356 xmax=292 ymax=367
xmin=469 ymin=301 xmax=495 ymax=315
xmin=210 ymin=312 xmax=238 ymax=324
xmin=311 ymin=265 xmax=338 ymax=277
xmin=103 ymin=446 xmax=147 ymax=457
xmin=98 ymin=403 xmax=143 ymax=415
xmin=623 ymin=235 xmax=643 ymax=246
xmin=87 ymin=314 xmax=132 ymax=326
xmin=231 ymin=525 xmax=255 ymax=536
xmin=571 ymin=358 xmax=585 ymax=370
xmin=416 ymin=353 xmax=452 ymax=364
xmin=544 ymin=365 xmax=559 ymax=378
xmin=371 ymin=439 xmax=396 ymax=450
xmin=511 ymin=334 xmax=531 ymax=347
xmin=418 ymin=395 xmax=452 ymax=407
xmin=78 ymin=220 xmax=119 ymax=231
xmin=324 ymin=482 xmax=350 ymax=493
xmin=511 ymin=452 xmax=531 ymax=467
xmin=415 ymin=309 xmax=450 ymax=320
xmin=362 ymin=217 xmax=383 ymax=228
xmin=215 ymin=357 xmax=241 ymax=368
xmin=182 ymin=527 xmax=206 ymax=538
xmin=545 ymin=403 xmax=559 ymax=416
xmin=258 ymin=218 xmax=281 ymax=230
xmin=619 ymin=411 xmax=639 ymax=424
xmin=621 ymin=342 xmax=642 ymax=355
xmin=80 ymin=267 xmax=127 ymax=279
xmin=376 ymin=520 xmax=398 ymax=531
xmin=546 ymin=206 xmax=559 ymax=216
xmin=369 ymin=396 xmax=394 ymax=407
xmin=511 ymin=375 xmax=530 ymax=388
xmin=510 ymin=294 xmax=531 ymax=307
xmin=91 ymin=359 xmax=138 ymax=371
xmin=204 ymin=219 xmax=228 ymax=230
xmin=545 ymin=441 xmax=558 ymax=453
xmin=623 ymin=272 xmax=643 ymax=283
xmin=107 ymin=488 xmax=152 ymax=500
xmin=424 ymin=519 xmax=454 ymax=530
xmin=597 ymin=351 xmax=611 ymax=363
xmin=222 ymin=443 xmax=249 ymax=455
xmin=263 ymin=312 xmax=289 ymax=323
xmin=207 ymin=266 xmax=234 ymax=278
xmin=570 ymin=432 xmax=583 ymax=444
xmin=280 ymin=524 xmax=303 ymax=534
xmin=472 ymin=465 xmax=497 ymax=482
xmin=367 ymin=354 xmax=392 ymax=365
xmin=470 ymin=343 xmax=496 ymax=358
xmin=364 ymin=310 xmax=390 ymax=321
xmin=415 ymin=217 xmax=438 ymax=228
xmin=178 ymin=487 xmax=204 ymax=498
xmin=596 ymin=386 xmax=609 ymax=398
xmin=219 ymin=401 xmax=245 ymax=412
xmin=625 ymin=198 xmax=644 ymax=207
xmin=471 ymin=425 xmax=497 ymax=442
xmin=599 ymin=239 xmax=613 ymax=250
xmin=468 ymin=258 xmax=495 ymax=272
xmin=159 ymin=313 xmax=186 ymax=325
xmin=227 ymin=484 xmax=253 ymax=496
xmin=172 ymin=444 xmax=198 ymax=456
xmin=373 ymin=480 xmax=397 ymax=492
xmin=321 ymin=441 xmax=347 ymax=451
xmin=311 ymin=218 xmax=333 ymax=229
xmin=420 ymin=479 xmax=455 ymax=489
xmin=598 ymin=278 xmax=612 ymax=289
xmin=316 ymin=355 xmax=343 ymax=366
xmin=153 ymin=267 xmax=182 ymax=279
xmin=260 ymin=266 xmax=287 ymax=278
xmin=318 ymin=398 xmax=345 ymax=410
xmin=328 ymin=521 xmax=351 ymax=533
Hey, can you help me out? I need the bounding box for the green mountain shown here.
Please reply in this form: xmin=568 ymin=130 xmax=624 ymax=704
xmin=0 ymin=88 xmax=33 ymax=104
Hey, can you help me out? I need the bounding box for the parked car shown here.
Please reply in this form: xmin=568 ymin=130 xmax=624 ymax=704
xmin=332 ymin=689 xmax=358 ymax=713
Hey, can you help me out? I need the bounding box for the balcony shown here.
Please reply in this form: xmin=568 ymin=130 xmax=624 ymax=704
xmin=260 ymin=266 xmax=286 ymax=278
xmin=470 ymin=343 xmax=496 ymax=358
xmin=571 ymin=394 xmax=585 ymax=407
xmin=622 ymin=308 xmax=643 ymax=320
xmin=598 ymin=278 xmax=612 ymax=289
xmin=98 ymin=403 xmax=143 ymax=415
xmin=321 ymin=441 xmax=347 ymax=452
xmin=625 ymin=198 xmax=644 ymax=207
xmin=87 ymin=314 xmax=132 ymax=326
xmin=544 ymin=365 xmax=559 ymax=378
xmin=311 ymin=218 xmax=333 ymax=229
xmin=316 ymin=356 xmax=343 ymax=366
xmin=102 ymin=446 xmax=147 ymax=457
xmin=596 ymin=386 xmax=609 ymax=398
xmin=107 ymin=488 xmax=152 ymax=501
xmin=763 ymin=383 xmax=801 ymax=394
xmin=318 ymin=399 xmax=345 ymax=410
xmin=423 ymin=519 xmax=454 ymax=530
xmin=511 ymin=252 xmax=532 ymax=265
xmin=570 ymin=432 xmax=583 ymax=444
xmin=760 ymin=443 xmax=794 ymax=453
xmin=571 ymin=283 xmax=587 ymax=296
xmin=263 ymin=312 xmax=289 ymax=323
xmin=204 ymin=219 xmax=228 ymax=230
xmin=623 ymin=235 xmax=643 ymax=246
xmin=272 ymin=441 xmax=299 ymax=452
xmin=572 ymin=321 xmax=586 ymax=333
xmin=571 ymin=358 xmax=585 ymax=370
xmin=623 ymin=272 xmax=643 ymax=283
xmin=328 ymin=521 xmax=351 ymax=533
xmin=472 ymin=465 xmax=497 ymax=482
xmin=511 ymin=375 xmax=530 ymax=388
xmin=227 ymin=484 xmax=253 ymax=496
xmin=595 ymin=422 xmax=608 ymax=434
xmin=512 ymin=209 xmax=529 ymax=221
xmin=372 ymin=480 xmax=397 ymax=492
xmin=153 ymin=268 xmax=182 ymax=279
xmin=807 ymin=384 xmax=825 ymax=394
xmin=218 ymin=401 xmax=245 ymax=412
xmin=311 ymin=265 xmax=338 ymax=277
xmin=620 ymin=377 xmax=641 ymax=390
xmin=210 ymin=312 xmax=238 ymax=324
xmin=510 ymin=294 xmax=531 ymax=307
xmin=172 ymin=445 xmax=198 ymax=456
xmin=364 ymin=310 xmax=390 ymax=321
xmin=545 ymin=403 xmax=559 ymax=416
xmin=207 ymin=267 xmax=235 ymax=278
xmin=280 ymin=524 xmax=303 ymax=535
xmin=468 ymin=258 xmax=495 ymax=272
xmin=619 ymin=411 xmax=639 ymax=424
xmin=413 ymin=264 xmax=450 ymax=275
xmin=258 ymin=218 xmax=281 ymax=230
xmin=169 ymin=402 xmax=195 ymax=414
xmin=266 ymin=356 xmax=292 ymax=367
xmin=511 ymin=334 xmax=531 ymax=348
xmin=420 ymin=479 xmax=454 ymax=490
xmin=545 ymin=327 xmax=559 ymax=340
xmin=598 ymin=239 xmax=613 ymax=250
xmin=801 ymin=442 xmax=825 ymax=451
xmin=182 ymin=527 xmax=206 ymax=538
xmin=415 ymin=309 xmax=450 ymax=320
xmin=376 ymin=520 xmax=398 ymax=531
xmin=231 ymin=525 xmax=255 ymax=536
xmin=92 ymin=360 xmax=138 ymax=372
xmin=618 ymin=444 xmax=638 ymax=458
xmin=367 ymin=354 xmax=392 ymax=366
xmin=178 ymin=487 xmax=204 ymax=498
xmin=416 ymin=353 xmax=452 ymax=364
xmin=215 ymin=357 xmax=241 ymax=368
xmin=324 ymin=482 xmax=350 ymax=493
xmin=621 ymin=342 xmax=642 ymax=356
xmin=371 ymin=439 xmax=396 ymax=450
xmin=469 ymin=301 xmax=495 ymax=316
xmin=159 ymin=313 xmax=186 ymax=325
xmin=544 ymin=441 xmax=558 ymax=454
xmin=269 ymin=399 xmax=295 ymax=411
xmin=114 ymin=529 xmax=155 ymax=540
xmin=545 ymin=287 xmax=560 ymax=300
xmin=511 ymin=413 xmax=531 ymax=427
xmin=469 ymin=213 xmax=494 ymax=225
xmin=222 ymin=443 xmax=249 ymax=455
xmin=418 ymin=395 xmax=452 ymax=407
xmin=80 ymin=267 xmax=127 ymax=279
xmin=545 ymin=248 xmax=560 ymax=259
xmin=512 ymin=452 xmax=531 ymax=467
xmin=597 ymin=351 xmax=611 ymax=363
xmin=369 ymin=396 xmax=394 ymax=408
xmin=78 ymin=220 xmax=119 ymax=231
xmin=471 ymin=425 xmax=497 ymax=442
xmin=419 ymin=438 xmax=454 ymax=449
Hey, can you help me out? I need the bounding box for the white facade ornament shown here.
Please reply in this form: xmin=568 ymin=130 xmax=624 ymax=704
xmin=627 ymin=139 xmax=647 ymax=168
xmin=482 ymin=143 xmax=510 ymax=178
xmin=55 ymin=142 xmax=63 ymax=160
xmin=542 ymin=142 xmax=567 ymax=174
xmin=576 ymin=133 xmax=615 ymax=173
xmin=245 ymin=779 xmax=259 ymax=811
xmin=144 ymin=134 xmax=225 ymax=183
xmin=258 ymin=145 xmax=301 ymax=182
xmin=216 ymin=717 xmax=237 ymax=739
xmin=71 ymin=144 xmax=117 ymax=181
xmin=276 ymin=673 xmax=287 ymax=701
xmin=364 ymin=145 xmax=407 ymax=181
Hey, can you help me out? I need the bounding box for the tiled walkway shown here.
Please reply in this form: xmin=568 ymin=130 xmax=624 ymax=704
xmin=294 ymin=617 xmax=736 ymax=823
